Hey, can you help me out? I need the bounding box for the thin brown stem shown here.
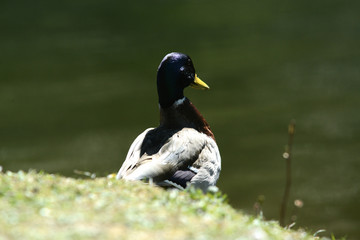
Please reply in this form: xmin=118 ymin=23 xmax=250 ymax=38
xmin=280 ymin=120 xmax=296 ymax=227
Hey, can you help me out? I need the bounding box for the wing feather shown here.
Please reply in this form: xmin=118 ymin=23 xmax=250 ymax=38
xmin=116 ymin=128 xmax=153 ymax=179
xmin=190 ymin=137 xmax=221 ymax=190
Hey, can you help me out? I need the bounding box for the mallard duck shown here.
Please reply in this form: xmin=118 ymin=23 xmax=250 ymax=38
xmin=116 ymin=52 xmax=221 ymax=191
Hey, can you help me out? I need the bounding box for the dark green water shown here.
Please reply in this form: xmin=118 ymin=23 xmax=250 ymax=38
xmin=1 ymin=1 xmax=359 ymax=238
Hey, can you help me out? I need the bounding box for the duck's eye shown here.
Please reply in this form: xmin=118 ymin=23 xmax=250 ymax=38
xmin=179 ymin=66 xmax=190 ymax=77
xmin=179 ymin=67 xmax=194 ymax=86
xmin=186 ymin=73 xmax=195 ymax=85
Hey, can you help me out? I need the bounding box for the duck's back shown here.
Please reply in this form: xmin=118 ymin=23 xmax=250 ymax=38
xmin=140 ymin=127 xmax=179 ymax=156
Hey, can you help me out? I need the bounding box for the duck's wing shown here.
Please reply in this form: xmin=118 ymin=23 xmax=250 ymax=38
xmin=118 ymin=128 xmax=221 ymax=190
xmin=189 ymin=136 xmax=221 ymax=190
xmin=116 ymin=128 xmax=154 ymax=179
xmin=162 ymin=134 xmax=221 ymax=191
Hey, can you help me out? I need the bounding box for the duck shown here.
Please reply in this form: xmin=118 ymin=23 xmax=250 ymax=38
xmin=116 ymin=52 xmax=221 ymax=191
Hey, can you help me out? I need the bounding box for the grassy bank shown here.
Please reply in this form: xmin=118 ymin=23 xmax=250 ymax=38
xmin=1 ymin=170 xmax=325 ymax=240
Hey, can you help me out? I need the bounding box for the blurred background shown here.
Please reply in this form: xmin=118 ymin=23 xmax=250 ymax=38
xmin=1 ymin=0 xmax=359 ymax=239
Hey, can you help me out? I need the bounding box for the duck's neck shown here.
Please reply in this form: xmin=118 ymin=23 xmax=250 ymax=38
xmin=159 ymin=97 xmax=215 ymax=141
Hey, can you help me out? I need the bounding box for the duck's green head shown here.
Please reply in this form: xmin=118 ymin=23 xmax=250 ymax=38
xmin=157 ymin=52 xmax=209 ymax=108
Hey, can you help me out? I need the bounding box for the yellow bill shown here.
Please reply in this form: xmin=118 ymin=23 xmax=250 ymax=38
xmin=190 ymin=74 xmax=210 ymax=90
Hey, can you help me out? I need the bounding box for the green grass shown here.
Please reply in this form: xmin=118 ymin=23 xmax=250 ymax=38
xmin=0 ymin=170 xmax=329 ymax=240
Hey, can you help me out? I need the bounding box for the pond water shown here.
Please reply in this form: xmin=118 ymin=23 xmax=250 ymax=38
xmin=1 ymin=1 xmax=359 ymax=239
